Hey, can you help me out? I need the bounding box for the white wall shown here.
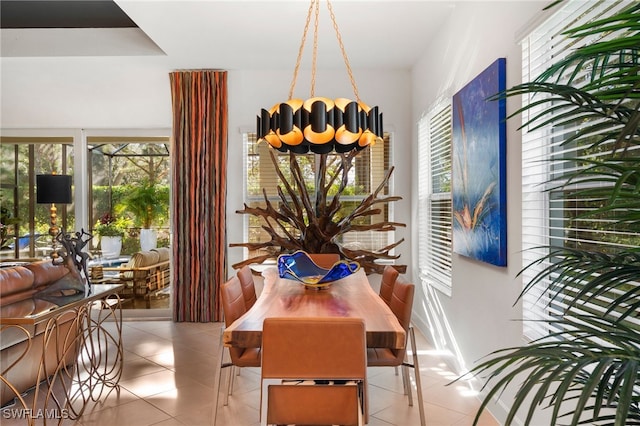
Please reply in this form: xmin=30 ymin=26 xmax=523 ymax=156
xmin=410 ymin=1 xmax=547 ymax=423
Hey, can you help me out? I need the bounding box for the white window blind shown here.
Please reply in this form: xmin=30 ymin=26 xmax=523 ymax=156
xmin=242 ymin=132 xmax=393 ymax=258
xmin=418 ymin=102 xmax=452 ymax=295
xmin=520 ymin=0 xmax=639 ymax=340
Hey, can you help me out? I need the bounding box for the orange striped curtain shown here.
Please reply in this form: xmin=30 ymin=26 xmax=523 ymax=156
xmin=169 ymin=70 xmax=228 ymax=322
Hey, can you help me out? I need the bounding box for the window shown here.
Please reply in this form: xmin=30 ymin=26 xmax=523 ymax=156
xmin=87 ymin=136 xmax=171 ymax=255
xmin=520 ymin=0 xmax=639 ymax=340
xmin=0 ymin=137 xmax=74 ymax=259
xmin=418 ymin=102 xmax=452 ymax=295
xmin=242 ymin=132 xmax=392 ymax=258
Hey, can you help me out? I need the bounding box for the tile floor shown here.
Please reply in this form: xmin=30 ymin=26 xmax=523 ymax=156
xmin=2 ymin=320 xmax=499 ymax=426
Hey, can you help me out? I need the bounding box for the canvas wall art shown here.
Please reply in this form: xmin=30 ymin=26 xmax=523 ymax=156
xmin=452 ymin=58 xmax=507 ymax=267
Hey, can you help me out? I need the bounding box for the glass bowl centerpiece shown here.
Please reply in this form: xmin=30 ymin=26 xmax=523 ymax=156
xmin=277 ymin=250 xmax=360 ymax=289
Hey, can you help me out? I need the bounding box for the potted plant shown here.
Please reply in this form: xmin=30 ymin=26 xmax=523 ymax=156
xmin=94 ymin=213 xmax=129 ymax=259
xmin=461 ymin=2 xmax=640 ymax=425
xmin=122 ymin=183 xmax=168 ymax=251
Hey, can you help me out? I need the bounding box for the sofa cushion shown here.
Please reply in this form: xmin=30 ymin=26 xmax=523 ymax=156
xmin=129 ymin=250 xmax=161 ymax=268
xmin=0 ymin=267 xmax=35 ymax=305
xmin=151 ymin=247 xmax=170 ymax=269
xmin=122 ymin=250 xmax=160 ymax=280
xmin=25 ymin=261 xmax=70 ymax=289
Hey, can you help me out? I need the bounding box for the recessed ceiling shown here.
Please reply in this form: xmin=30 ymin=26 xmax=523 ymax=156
xmin=0 ymin=1 xmax=136 ymax=28
xmin=0 ymin=0 xmax=163 ymax=57
xmin=0 ymin=0 xmax=457 ymax=70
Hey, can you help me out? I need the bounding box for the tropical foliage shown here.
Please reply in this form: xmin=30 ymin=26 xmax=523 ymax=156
xmin=93 ymin=213 xmax=131 ymax=237
xmin=463 ymin=2 xmax=640 ymax=425
xmin=121 ymin=183 xmax=169 ymax=229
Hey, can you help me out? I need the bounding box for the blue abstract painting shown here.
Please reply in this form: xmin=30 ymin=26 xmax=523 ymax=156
xmin=452 ymin=58 xmax=507 ymax=267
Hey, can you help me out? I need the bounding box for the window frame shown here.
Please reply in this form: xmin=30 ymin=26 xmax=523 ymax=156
xmin=418 ymin=100 xmax=453 ymax=296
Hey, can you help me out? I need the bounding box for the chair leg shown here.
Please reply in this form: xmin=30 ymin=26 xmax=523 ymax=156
xmin=357 ymin=382 xmax=365 ymax=426
xmin=402 ymin=364 xmax=413 ymax=405
xmin=213 ymin=327 xmax=225 ymax=424
xmin=229 ymin=354 xmax=241 ymax=395
xmin=394 ymin=365 xmax=399 ymax=376
xmin=228 ymin=366 xmax=240 ymax=395
xmin=409 ymin=326 xmax=426 ymax=426
xmin=224 ymin=364 xmax=234 ymax=405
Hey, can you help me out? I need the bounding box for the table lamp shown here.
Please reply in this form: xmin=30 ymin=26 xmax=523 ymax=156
xmin=37 ymin=174 xmax=72 ymax=254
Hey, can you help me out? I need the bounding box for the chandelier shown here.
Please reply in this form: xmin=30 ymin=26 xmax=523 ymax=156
xmin=256 ymin=0 xmax=384 ymax=154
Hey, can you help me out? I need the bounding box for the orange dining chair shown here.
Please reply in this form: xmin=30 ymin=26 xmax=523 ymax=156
xmin=260 ymin=317 xmax=367 ymax=426
xmin=307 ymin=252 xmax=340 ymax=269
xmin=379 ymin=265 xmax=400 ymax=306
xmin=236 ymin=265 xmax=258 ymax=309
xmin=378 ymin=265 xmax=401 ymax=377
xmin=367 ymin=280 xmax=425 ymax=426
xmin=218 ymin=276 xmax=261 ymax=407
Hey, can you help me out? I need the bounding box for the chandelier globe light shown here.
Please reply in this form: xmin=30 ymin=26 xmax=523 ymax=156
xmin=256 ymin=0 xmax=384 ymax=154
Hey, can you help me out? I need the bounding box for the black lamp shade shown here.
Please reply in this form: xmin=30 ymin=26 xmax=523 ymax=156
xmin=37 ymin=174 xmax=72 ymax=204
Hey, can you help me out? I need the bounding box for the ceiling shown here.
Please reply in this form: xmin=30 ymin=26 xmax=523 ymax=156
xmin=0 ymin=0 xmax=457 ymax=70
xmin=1 ymin=1 xmax=136 ymax=28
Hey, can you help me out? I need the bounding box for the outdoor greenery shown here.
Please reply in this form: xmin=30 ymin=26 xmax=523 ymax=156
xmin=92 ymin=183 xmax=169 ymax=252
xmin=0 ymin=142 xmax=75 ymax=253
xmin=121 ymin=183 xmax=169 ymax=229
xmin=0 ymin=205 xmax=21 ymax=249
xmin=89 ymin=142 xmax=170 ymax=253
xmin=93 ymin=213 xmax=131 ymax=237
xmin=0 ymin=140 xmax=170 ymax=258
xmin=463 ymin=2 xmax=640 ymax=425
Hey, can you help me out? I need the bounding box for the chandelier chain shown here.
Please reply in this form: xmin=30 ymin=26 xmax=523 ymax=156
xmin=288 ymin=0 xmax=360 ymax=102
xmin=288 ymin=0 xmax=315 ymax=100
xmin=311 ymin=0 xmax=320 ymax=97
xmin=326 ymin=0 xmax=360 ymax=101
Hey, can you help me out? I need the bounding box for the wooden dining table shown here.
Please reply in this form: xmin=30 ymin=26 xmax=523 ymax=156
xmin=222 ymin=267 xmax=406 ymax=350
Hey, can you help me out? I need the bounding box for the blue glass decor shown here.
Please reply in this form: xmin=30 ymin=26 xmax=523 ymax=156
xmin=277 ymin=251 xmax=360 ymax=289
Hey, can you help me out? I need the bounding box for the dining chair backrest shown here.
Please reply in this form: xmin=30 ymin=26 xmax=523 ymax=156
xmin=236 ymin=265 xmax=257 ymax=309
xmin=262 ymin=317 xmax=366 ymax=378
xmin=379 ymin=265 xmax=400 ymax=306
xmin=221 ymin=276 xmax=246 ymax=327
xmin=220 ymin=276 xmax=248 ymax=361
xmin=389 ymin=280 xmax=415 ymax=334
xmin=261 ymin=317 xmax=366 ymax=426
xmin=307 ymin=253 xmax=340 ymax=269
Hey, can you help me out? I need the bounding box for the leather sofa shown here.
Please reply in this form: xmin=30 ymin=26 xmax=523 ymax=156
xmin=0 ymin=261 xmax=79 ymax=406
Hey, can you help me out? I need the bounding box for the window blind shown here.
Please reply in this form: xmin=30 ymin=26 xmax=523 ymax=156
xmin=418 ymin=102 xmax=452 ymax=295
xmin=520 ymin=0 xmax=639 ymax=340
xmin=243 ymin=132 xmax=393 ymax=258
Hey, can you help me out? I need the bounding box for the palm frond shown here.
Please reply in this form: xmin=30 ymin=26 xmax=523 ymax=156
xmin=538 ymin=2 xmax=640 ymax=88
xmin=548 ymin=157 xmax=640 ymax=227
xmin=518 ymin=247 xmax=640 ymax=321
xmin=460 ymin=315 xmax=640 ymax=426
xmin=492 ymin=82 xmax=640 ymax=150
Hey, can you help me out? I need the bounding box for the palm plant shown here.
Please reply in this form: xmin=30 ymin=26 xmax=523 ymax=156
xmin=122 ymin=183 xmax=168 ymax=229
xmin=462 ymin=2 xmax=640 ymax=425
